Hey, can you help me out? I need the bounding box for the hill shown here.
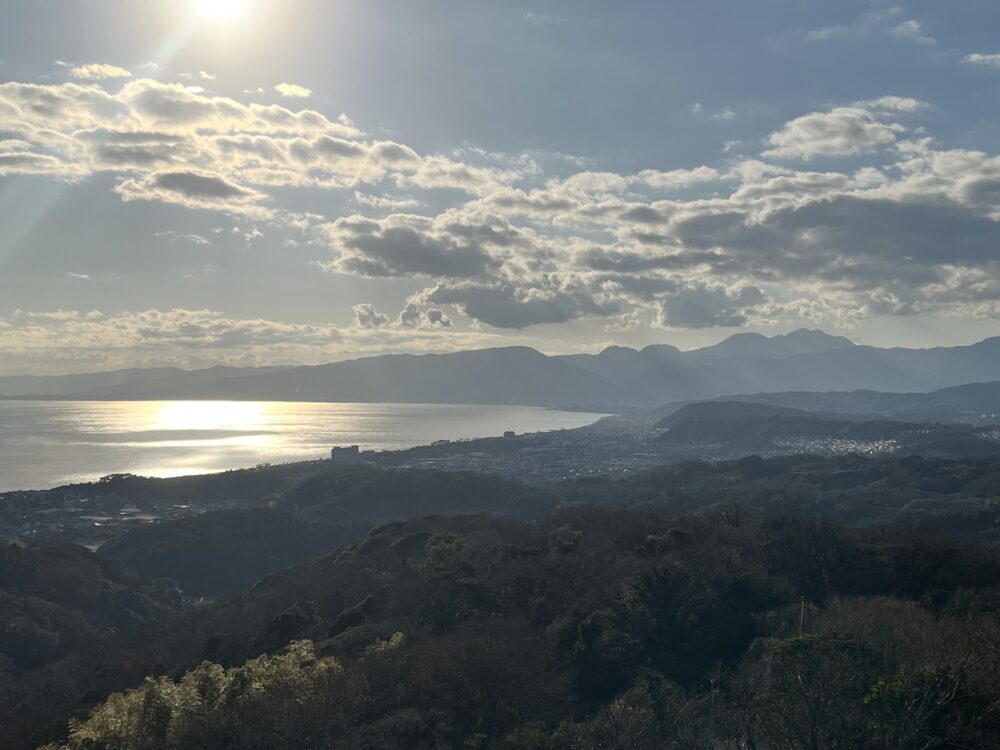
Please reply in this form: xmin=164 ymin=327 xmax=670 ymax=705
xmin=0 ymin=541 xmax=181 ymax=748
xmin=656 ymin=379 xmax=1000 ymax=425
xmin=6 ymin=331 xmax=1000 ymax=409
xmin=6 ymin=455 xmax=1000 ymax=748
xmin=40 ymin=507 xmax=1000 ymax=750
xmin=656 ymin=400 xmax=820 ymax=428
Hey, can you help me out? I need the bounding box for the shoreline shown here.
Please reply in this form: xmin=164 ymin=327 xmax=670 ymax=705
xmin=0 ymin=401 xmax=615 ymax=494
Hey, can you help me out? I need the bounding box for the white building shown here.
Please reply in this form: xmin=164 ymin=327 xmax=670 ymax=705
xmin=332 ymin=445 xmax=362 ymax=464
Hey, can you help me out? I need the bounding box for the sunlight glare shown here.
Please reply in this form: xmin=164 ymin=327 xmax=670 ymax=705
xmin=152 ymin=401 xmax=263 ymax=432
xmin=198 ymin=0 xmax=251 ymax=19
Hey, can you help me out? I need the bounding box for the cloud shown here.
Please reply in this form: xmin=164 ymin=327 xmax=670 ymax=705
xmin=274 ymin=83 xmax=312 ymax=98
xmin=154 ymin=230 xmax=217 ymax=247
xmin=3 ymin=77 xmax=1000 ymax=338
xmin=397 ymin=303 xmax=452 ymax=329
xmin=689 ymin=102 xmax=738 ymax=122
xmin=313 ymin=94 xmax=1000 ymax=330
xmin=353 ymin=303 xmax=389 ymax=329
xmin=414 ymin=277 xmax=619 ymax=330
xmin=0 ymin=78 xmax=520 ymax=216
xmin=322 ymin=212 xmax=520 ymax=279
xmin=805 ymin=8 xmax=901 ymax=42
xmin=855 ymin=96 xmax=925 ymax=113
xmin=3 ymin=308 xmax=341 ymax=355
xmin=0 ymin=308 xmax=491 ymax=375
xmin=656 ymin=284 xmax=771 ymax=329
xmin=964 ymin=53 xmax=1000 ymax=68
xmin=399 ymin=155 xmax=517 ymax=196
xmin=115 ymin=169 xmax=270 ymax=215
xmin=69 ymin=63 xmax=132 ymax=80
xmin=633 ymin=166 xmax=722 ymax=190
xmin=354 ymin=191 xmax=422 ymax=210
xmin=891 ymin=20 xmax=936 ymax=45
xmin=762 ymin=101 xmax=914 ymax=160
xmin=0 ymin=150 xmax=83 ymax=178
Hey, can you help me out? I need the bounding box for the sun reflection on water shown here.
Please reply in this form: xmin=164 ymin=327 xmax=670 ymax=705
xmin=0 ymin=400 xmax=608 ymax=491
xmin=152 ymin=401 xmax=264 ymax=432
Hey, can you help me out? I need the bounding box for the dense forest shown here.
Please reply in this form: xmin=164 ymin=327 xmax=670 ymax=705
xmin=98 ymin=456 xmax=1000 ymax=597
xmin=4 ymin=456 xmax=1000 ymax=748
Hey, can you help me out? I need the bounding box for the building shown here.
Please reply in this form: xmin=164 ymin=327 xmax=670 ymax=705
xmin=332 ymin=445 xmax=362 ymax=464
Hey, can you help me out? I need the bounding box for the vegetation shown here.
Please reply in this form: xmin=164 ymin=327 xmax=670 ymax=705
xmin=7 ymin=455 xmax=1000 ymax=747
xmin=37 ymin=507 xmax=1000 ymax=749
xmin=565 ymin=454 xmax=1000 ymax=542
xmin=0 ymin=541 xmax=181 ymax=749
xmin=94 ymin=454 xmax=1000 ymax=601
xmin=97 ymin=508 xmax=368 ymax=597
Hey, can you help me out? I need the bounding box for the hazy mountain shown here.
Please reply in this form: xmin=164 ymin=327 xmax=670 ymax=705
xmin=656 ymin=400 xmax=819 ymax=429
xmin=685 ymin=328 xmax=856 ymax=359
xmin=663 ymin=380 xmax=1000 ymax=425
xmin=4 ymin=332 xmax=1000 ymax=409
xmin=138 ymin=347 xmax=620 ymax=406
xmin=0 ymin=365 xmax=291 ymax=399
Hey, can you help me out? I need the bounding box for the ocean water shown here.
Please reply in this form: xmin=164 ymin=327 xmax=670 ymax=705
xmin=0 ymin=400 xmax=607 ymax=492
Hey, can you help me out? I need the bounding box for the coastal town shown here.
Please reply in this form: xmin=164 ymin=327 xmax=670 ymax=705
xmin=6 ymin=412 xmax=988 ymax=546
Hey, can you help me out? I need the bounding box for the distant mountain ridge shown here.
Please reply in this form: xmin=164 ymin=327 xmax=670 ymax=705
xmin=655 ymin=380 xmax=1000 ymax=425
xmin=0 ymin=365 xmax=291 ymax=399
xmin=3 ymin=329 xmax=1000 ymax=409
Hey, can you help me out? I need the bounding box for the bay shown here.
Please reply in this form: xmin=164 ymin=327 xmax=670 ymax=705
xmin=0 ymin=400 xmax=607 ymax=492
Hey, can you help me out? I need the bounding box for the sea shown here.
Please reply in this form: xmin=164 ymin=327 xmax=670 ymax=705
xmin=0 ymin=400 xmax=607 ymax=493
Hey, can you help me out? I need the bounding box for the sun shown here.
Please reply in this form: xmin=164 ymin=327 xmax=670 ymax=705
xmin=198 ymin=0 xmax=250 ymax=18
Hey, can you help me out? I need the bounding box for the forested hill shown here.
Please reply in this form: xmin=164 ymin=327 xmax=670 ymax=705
xmin=4 ymin=455 xmax=1000 ymax=748
xmin=35 ymin=508 xmax=1000 ymax=750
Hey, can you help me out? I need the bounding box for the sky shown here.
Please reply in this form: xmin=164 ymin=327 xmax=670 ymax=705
xmin=2 ymin=0 xmax=1000 ymax=375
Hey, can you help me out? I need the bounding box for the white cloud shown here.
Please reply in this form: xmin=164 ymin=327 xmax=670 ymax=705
xmin=633 ymin=167 xmax=722 ymax=190
xmin=353 ymin=303 xmax=389 ymax=329
xmin=891 ymin=20 xmax=936 ymax=45
xmin=3 ymin=78 xmax=1000 ymax=337
xmin=0 ymin=79 xmax=522 ymax=213
xmin=0 ymin=308 xmax=484 ymax=375
xmin=353 ymin=191 xmax=422 ymax=210
xmin=964 ymin=53 xmax=1000 ymax=68
xmin=689 ymin=102 xmax=738 ymax=122
xmin=762 ymin=103 xmax=911 ymax=160
xmin=69 ymin=63 xmax=132 ymax=80
xmin=856 ymin=96 xmax=925 ymax=113
xmin=274 ymin=83 xmax=312 ymax=98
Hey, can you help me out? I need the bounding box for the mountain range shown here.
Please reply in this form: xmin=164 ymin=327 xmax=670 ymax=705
xmin=3 ymin=329 xmax=1000 ymax=409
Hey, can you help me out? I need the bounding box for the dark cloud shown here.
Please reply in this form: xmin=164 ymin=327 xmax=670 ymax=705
xmin=325 ymin=214 xmax=505 ymax=279
xmin=670 ymin=195 xmax=1000 ymax=291
xmin=151 ymin=171 xmax=259 ymax=200
xmin=420 ymin=283 xmax=617 ymax=329
xmin=397 ymin=303 xmax=453 ymax=329
xmin=658 ymin=285 xmax=770 ymax=329
xmin=114 ymin=169 xmax=267 ymax=215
